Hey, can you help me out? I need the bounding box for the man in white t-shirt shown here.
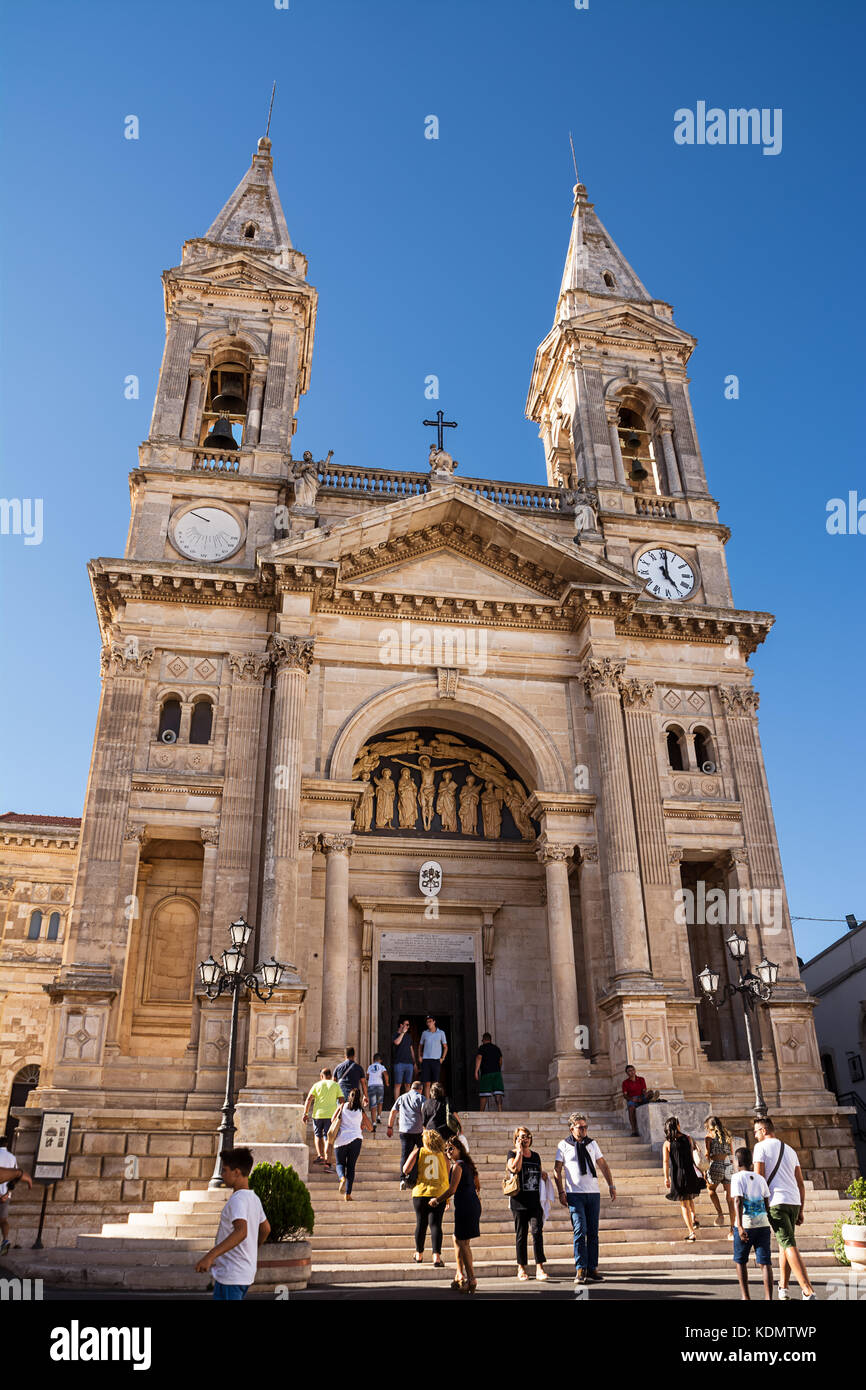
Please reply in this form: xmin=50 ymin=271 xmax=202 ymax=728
xmin=1 ymin=1137 xmax=18 ymax=1255
xmin=729 ymin=1146 xmax=773 ymax=1300
xmin=752 ymin=1117 xmax=815 ymax=1301
xmin=195 ymin=1147 xmax=270 ymax=1300
xmin=554 ymin=1112 xmax=617 ymax=1286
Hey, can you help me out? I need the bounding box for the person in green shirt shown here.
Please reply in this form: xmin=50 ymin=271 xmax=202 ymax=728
xmin=303 ymin=1068 xmax=343 ymax=1172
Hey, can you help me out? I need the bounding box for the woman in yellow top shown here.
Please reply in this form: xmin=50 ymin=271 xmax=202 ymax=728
xmin=404 ymin=1128 xmax=450 ymax=1266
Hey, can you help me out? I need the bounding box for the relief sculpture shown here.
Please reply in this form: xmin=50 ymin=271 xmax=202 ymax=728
xmin=350 ymin=728 xmax=537 ymax=841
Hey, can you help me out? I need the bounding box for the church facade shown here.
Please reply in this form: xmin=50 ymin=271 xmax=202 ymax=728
xmin=4 ymin=137 xmax=856 ymax=1211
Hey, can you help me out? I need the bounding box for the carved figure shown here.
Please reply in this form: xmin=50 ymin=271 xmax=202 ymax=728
xmin=393 ymin=752 xmax=462 ymax=831
xmin=354 ymin=772 xmax=375 ymax=832
xmin=435 ymin=771 xmax=458 ymax=832
xmin=428 ymin=444 xmax=458 ymax=476
xmin=373 ymin=768 xmax=395 ymax=828
xmin=481 ymin=781 xmax=503 ymax=839
xmin=504 ymin=778 xmax=535 ymax=841
xmin=397 ymin=767 xmax=419 ymax=829
xmin=458 ymin=774 xmax=480 ymax=835
xmin=290 ymin=450 xmax=327 ymax=510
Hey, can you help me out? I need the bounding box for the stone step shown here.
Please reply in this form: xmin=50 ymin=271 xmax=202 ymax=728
xmin=308 ymin=1237 xmax=837 ymax=1265
xmin=307 ymin=1249 xmax=842 ymax=1284
xmin=77 ymin=1234 xmax=212 ymax=1252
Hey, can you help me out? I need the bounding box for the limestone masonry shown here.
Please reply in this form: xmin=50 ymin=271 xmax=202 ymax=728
xmin=1 ymin=138 xmax=856 ymax=1241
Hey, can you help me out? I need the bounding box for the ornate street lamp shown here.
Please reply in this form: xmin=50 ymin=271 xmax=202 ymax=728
xmin=697 ymin=935 xmax=780 ymax=1119
xmin=198 ymin=918 xmax=286 ymax=1188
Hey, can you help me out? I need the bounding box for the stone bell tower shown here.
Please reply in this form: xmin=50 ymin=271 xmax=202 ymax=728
xmin=127 ymin=134 xmax=317 ymax=564
xmin=33 ymin=138 xmax=317 ymax=1132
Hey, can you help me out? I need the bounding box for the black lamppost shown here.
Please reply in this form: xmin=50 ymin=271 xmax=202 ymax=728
xmin=199 ymin=917 xmax=285 ymax=1188
xmin=697 ymin=931 xmax=779 ymax=1119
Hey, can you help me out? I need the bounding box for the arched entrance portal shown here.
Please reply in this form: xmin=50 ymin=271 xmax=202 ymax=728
xmin=4 ymin=1064 xmax=40 ymax=1142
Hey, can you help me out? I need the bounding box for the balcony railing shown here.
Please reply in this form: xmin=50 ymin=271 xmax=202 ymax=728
xmin=316 ymin=463 xmax=574 ymax=513
xmin=192 ymin=448 xmax=241 ymax=473
xmin=634 ymin=494 xmax=677 ymax=518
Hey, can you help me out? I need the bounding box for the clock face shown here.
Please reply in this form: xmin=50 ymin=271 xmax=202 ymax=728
xmin=635 ymin=547 xmax=696 ymax=600
xmin=172 ymin=506 xmax=243 ymax=562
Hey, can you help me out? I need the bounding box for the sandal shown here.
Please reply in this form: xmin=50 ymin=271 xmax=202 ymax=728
xmin=517 ymin=1267 xmax=529 ymax=1281
xmin=685 ymin=1232 xmax=696 ymax=1242
xmin=433 ymin=1258 xmax=445 ymax=1268
xmin=413 ymin=1253 xmax=423 ymax=1263
xmin=450 ymin=1278 xmax=465 ymax=1291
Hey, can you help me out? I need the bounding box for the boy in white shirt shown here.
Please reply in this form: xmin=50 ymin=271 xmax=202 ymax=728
xmin=366 ymin=1054 xmax=389 ymax=1129
xmin=729 ymin=1146 xmax=773 ymax=1300
xmin=195 ymin=1147 xmax=269 ymax=1300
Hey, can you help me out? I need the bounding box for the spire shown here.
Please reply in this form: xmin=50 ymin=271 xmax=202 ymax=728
xmin=202 ymin=136 xmax=294 ymax=265
xmin=556 ymin=171 xmax=652 ymax=320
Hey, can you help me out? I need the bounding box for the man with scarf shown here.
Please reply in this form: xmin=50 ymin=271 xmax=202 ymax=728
xmin=554 ymin=1112 xmax=616 ymax=1285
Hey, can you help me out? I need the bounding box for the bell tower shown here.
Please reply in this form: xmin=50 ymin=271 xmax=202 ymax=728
xmin=127 ymin=135 xmax=317 ymax=565
xmin=526 ymin=168 xmax=734 ymax=609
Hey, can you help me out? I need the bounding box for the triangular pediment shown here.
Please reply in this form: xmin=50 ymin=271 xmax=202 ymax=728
xmin=184 ymin=255 xmax=308 ymax=292
xmin=348 ymin=549 xmax=553 ymax=600
xmin=570 ymin=303 xmax=695 ymax=348
xmin=261 ymin=483 xmax=641 ymax=601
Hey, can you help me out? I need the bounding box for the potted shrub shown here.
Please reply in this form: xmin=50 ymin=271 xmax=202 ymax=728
xmin=249 ymin=1161 xmax=315 ymax=1290
xmin=832 ymin=1177 xmax=866 ymax=1272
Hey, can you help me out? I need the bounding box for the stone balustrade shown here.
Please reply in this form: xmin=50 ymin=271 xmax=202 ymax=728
xmin=192 ymin=448 xmax=241 ymax=473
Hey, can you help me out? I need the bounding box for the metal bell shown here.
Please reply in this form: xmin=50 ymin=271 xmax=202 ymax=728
xmin=211 ymin=373 xmax=247 ymax=415
xmin=202 ymin=417 xmax=238 ymax=450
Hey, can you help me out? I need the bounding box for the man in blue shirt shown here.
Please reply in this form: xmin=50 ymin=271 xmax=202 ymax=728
xmin=334 ymin=1046 xmax=368 ymax=1104
xmin=386 ymin=1080 xmax=426 ymax=1189
xmin=419 ymin=1015 xmax=448 ymax=1096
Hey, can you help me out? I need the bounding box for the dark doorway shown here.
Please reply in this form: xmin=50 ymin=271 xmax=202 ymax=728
xmin=4 ymin=1065 xmax=40 ymax=1143
xmin=379 ymin=963 xmax=478 ymax=1110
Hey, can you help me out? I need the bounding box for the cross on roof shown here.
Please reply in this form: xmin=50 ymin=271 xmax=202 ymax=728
xmin=422 ymin=409 xmax=458 ymax=452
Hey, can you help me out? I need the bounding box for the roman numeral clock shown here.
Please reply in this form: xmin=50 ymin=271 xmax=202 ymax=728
xmin=635 ymin=546 xmax=697 ymax=601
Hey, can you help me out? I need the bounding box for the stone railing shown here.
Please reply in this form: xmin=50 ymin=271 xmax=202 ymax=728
xmin=634 ymin=494 xmax=677 ymax=518
xmin=316 ymin=463 xmax=573 ymax=513
xmin=316 ymin=462 xmax=428 ymax=499
xmin=192 ymin=448 xmax=241 ymax=473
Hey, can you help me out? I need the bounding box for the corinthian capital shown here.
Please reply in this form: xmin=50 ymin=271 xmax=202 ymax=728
xmin=718 ymin=685 xmax=760 ymax=717
xmin=228 ymin=652 xmax=270 ymax=683
xmin=536 ymin=836 xmax=574 ymax=866
xmin=620 ymin=677 xmax=655 ymax=708
xmin=583 ymin=657 xmax=625 ymax=698
xmin=268 ymin=634 xmax=315 ymax=674
xmin=100 ymin=641 xmax=155 ymax=677
xmin=321 ymin=833 xmax=355 ymax=856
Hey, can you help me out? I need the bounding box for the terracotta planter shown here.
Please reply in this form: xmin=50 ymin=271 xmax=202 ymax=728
xmin=253 ymin=1239 xmax=312 ymax=1291
xmin=841 ymin=1224 xmax=866 ymax=1273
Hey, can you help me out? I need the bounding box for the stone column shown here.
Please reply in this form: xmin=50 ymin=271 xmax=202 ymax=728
xmin=657 ymin=415 xmax=683 ymax=496
xmin=104 ymin=823 xmax=146 ymax=1053
xmin=604 ymin=401 xmax=627 ymax=485
xmin=583 ymin=658 xmax=652 ymax=979
xmin=150 ymin=316 xmax=198 ymax=440
xmin=619 ymin=678 xmax=688 ymax=984
xmin=718 ymin=686 xmax=798 ymax=979
xmin=180 ymin=359 xmax=208 ymax=445
xmin=259 ymin=634 xmax=315 ymax=967
xmin=216 ymin=653 xmax=269 ymax=927
xmin=243 ymin=361 xmax=268 ymax=446
xmin=537 ymin=838 xmax=581 ymax=1058
xmin=319 ymin=834 xmax=354 ymax=1056
xmin=62 ymin=642 xmax=154 ymax=976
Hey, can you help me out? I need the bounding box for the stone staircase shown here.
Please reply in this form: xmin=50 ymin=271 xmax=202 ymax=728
xmin=3 ymin=1186 xmax=309 ymax=1292
xmin=305 ymin=1110 xmax=848 ymax=1284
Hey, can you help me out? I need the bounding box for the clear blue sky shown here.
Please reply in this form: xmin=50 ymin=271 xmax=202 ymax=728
xmin=1 ymin=0 xmax=863 ymax=962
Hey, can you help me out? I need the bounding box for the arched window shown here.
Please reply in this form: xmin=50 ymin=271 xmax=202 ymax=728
xmin=603 ymin=270 xmax=616 ymax=288
xmin=617 ymin=404 xmax=660 ymax=492
xmin=189 ymin=699 xmax=213 ymax=745
xmin=666 ymin=727 xmax=687 ymax=772
xmin=158 ymin=698 xmax=182 ymax=742
xmin=27 ymin=910 xmax=42 ymax=940
xmin=242 ymin=222 xmax=257 ymax=240
xmin=693 ymin=727 xmax=716 ymax=770
xmin=47 ymin=912 xmax=61 ymax=941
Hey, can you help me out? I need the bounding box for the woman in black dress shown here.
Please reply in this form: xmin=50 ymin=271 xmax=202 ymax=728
xmin=662 ymin=1115 xmax=705 ymax=1240
xmin=433 ymin=1136 xmax=482 ymax=1293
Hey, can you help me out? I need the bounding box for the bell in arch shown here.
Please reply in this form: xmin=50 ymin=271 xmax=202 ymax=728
xmin=211 ymin=370 xmax=247 ymax=416
xmin=202 ymin=417 xmax=238 ymax=451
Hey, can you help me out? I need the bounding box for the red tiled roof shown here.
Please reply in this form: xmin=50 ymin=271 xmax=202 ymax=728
xmin=0 ymin=813 xmax=82 ymax=827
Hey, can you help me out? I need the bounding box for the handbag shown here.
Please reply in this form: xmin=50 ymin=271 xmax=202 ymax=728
xmin=502 ymin=1157 xmax=520 ymax=1197
xmin=325 ymin=1103 xmax=344 ymax=1164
